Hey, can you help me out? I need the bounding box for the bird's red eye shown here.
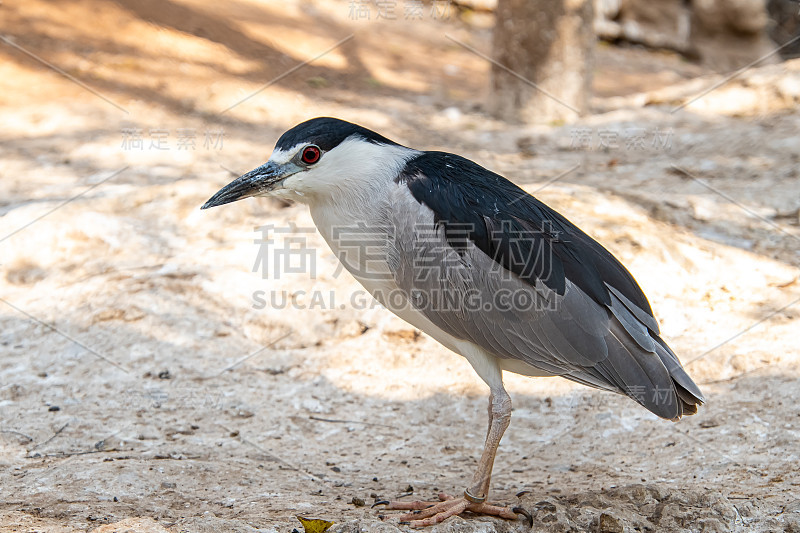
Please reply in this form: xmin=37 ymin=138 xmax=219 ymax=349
xmin=301 ymin=145 xmax=321 ymax=165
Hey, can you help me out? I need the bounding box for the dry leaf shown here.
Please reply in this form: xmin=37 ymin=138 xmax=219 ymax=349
xmin=296 ymin=515 xmax=334 ymax=533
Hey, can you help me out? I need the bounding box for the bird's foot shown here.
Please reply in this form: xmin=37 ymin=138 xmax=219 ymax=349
xmin=374 ymin=492 xmax=532 ymax=528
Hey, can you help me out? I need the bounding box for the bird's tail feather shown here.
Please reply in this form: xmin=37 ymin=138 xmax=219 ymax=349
xmin=654 ymin=336 xmax=705 ymax=416
xmin=591 ymin=319 xmax=704 ymax=420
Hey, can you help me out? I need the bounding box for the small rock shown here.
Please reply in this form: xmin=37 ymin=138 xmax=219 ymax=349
xmin=596 ymin=512 xmax=623 ymax=533
xmin=534 ymin=500 xmax=558 ymax=514
xmin=48 ymin=405 xmax=60 ymax=412
xmin=351 ymin=496 xmax=365 ymax=507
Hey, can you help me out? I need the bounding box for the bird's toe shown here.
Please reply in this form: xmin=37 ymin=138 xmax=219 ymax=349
xmin=512 ymin=506 xmax=534 ymax=528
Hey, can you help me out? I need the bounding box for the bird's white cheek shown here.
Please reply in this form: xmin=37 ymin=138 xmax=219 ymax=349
xmin=280 ymin=174 xmax=311 ymax=197
xmin=282 ymin=167 xmax=341 ymax=198
xmin=283 ymin=174 xmax=303 ymax=189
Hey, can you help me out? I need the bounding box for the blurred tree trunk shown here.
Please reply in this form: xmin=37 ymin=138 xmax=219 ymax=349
xmin=489 ymin=0 xmax=594 ymax=123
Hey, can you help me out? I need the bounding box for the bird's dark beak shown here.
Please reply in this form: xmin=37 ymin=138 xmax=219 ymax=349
xmin=201 ymin=161 xmax=297 ymax=209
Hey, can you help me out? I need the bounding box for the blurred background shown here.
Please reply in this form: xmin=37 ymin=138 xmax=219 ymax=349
xmin=1 ymin=0 xmax=799 ymax=531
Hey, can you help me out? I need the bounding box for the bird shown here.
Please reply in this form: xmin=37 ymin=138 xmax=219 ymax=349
xmin=201 ymin=117 xmax=705 ymax=527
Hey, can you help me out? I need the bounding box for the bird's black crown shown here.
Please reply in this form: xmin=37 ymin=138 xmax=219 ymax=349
xmin=275 ymin=117 xmax=402 ymax=152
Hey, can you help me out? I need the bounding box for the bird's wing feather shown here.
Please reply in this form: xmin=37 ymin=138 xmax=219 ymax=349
xmin=399 ymin=152 xmax=658 ymax=333
xmin=388 ymin=153 xmax=704 ymax=418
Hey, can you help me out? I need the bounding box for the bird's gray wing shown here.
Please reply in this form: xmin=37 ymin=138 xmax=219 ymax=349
xmin=386 ymin=171 xmax=703 ymax=420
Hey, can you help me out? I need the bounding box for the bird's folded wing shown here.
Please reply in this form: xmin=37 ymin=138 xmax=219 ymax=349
xmin=388 ymin=159 xmax=704 ymax=418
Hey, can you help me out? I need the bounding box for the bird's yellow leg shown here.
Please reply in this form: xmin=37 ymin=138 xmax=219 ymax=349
xmin=467 ymin=388 xmax=511 ymax=500
xmin=377 ymin=388 xmax=530 ymax=528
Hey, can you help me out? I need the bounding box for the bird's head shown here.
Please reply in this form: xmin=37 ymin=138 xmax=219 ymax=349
xmin=202 ymin=117 xmax=417 ymax=209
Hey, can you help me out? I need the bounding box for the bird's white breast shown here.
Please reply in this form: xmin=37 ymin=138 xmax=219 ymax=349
xmin=309 ymin=182 xmax=402 ymax=305
xmin=308 ymin=183 xmax=511 ymax=390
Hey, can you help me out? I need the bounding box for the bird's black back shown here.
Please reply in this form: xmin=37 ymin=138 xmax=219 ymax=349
xmin=398 ymin=151 xmax=657 ymax=326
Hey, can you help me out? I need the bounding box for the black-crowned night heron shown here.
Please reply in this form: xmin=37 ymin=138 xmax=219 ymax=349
xmin=202 ymin=117 xmax=704 ymax=527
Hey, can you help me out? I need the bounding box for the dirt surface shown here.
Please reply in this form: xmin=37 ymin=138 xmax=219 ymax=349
xmin=1 ymin=1 xmax=800 ymax=532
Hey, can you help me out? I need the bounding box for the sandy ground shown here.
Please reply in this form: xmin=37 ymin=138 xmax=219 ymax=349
xmin=1 ymin=1 xmax=800 ymax=532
